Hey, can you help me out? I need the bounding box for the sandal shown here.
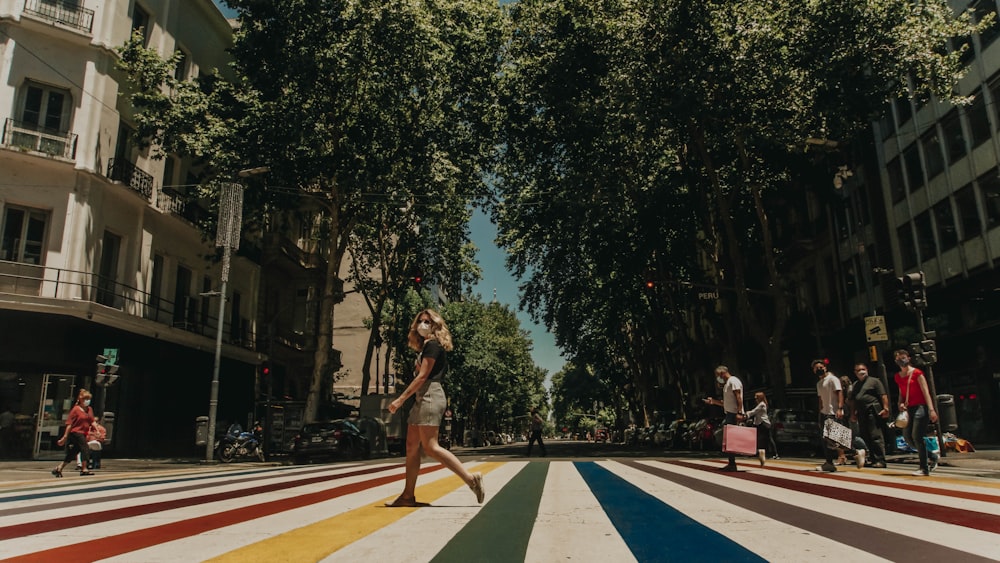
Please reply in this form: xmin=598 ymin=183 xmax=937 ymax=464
xmin=79 ymin=471 xmax=94 ymax=476
xmin=471 ymin=472 xmax=485 ymax=504
xmin=384 ymin=496 xmax=425 ymax=508
xmin=51 ymin=468 xmax=62 ymax=478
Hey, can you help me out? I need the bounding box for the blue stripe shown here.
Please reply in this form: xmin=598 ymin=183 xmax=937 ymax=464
xmin=575 ymin=461 xmax=765 ymax=563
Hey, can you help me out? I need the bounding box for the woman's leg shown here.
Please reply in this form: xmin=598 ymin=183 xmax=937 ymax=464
xmin=398 ymin=425 xmax=423 ymax=501
xmin=911 ymin=406 xmax=929 ymax=472
xmin=418 ymin=425 xmax=475 ymax=486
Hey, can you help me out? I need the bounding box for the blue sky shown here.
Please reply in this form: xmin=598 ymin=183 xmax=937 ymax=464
xmin=213 ymin=1 xmax=566 ymax=382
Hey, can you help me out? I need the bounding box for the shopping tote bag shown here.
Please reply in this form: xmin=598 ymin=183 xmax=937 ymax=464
xmin=722 ymin=424 xmax=757 ymax=456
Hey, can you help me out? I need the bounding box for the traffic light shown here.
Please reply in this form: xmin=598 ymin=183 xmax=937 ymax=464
xmin=95 ymin=355 xmax=119 ymax=385
xmin=918 ymin=339 xmax=937 ymax=365
xmin=643 ymin=269 xmax=656 ymax=290
xmin=260 ymin=361 xmax=271 ymax=378
xmin=895 ymin=271 xmax=927 ymax=310
xmin=411 ymin=268 xmax=424 ymax=287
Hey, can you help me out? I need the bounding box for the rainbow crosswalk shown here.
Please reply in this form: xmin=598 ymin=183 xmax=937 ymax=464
xmin=0 ymin=458 xmax=998 ymax=562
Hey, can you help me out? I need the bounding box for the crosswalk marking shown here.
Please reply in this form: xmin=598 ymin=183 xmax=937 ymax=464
xmin=0 ymin=459 xmax=997 ymax=562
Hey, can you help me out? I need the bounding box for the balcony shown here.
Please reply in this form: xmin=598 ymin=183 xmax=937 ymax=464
xmin=1 ymin=118 xmax=78 ymax=160
xmin=0 ymin=259 xmax=257 ymax=350
xmin=23 ymin=0 xmax=95 ymax=34
xmin=107 ymin=158 xmax=154 ymax=199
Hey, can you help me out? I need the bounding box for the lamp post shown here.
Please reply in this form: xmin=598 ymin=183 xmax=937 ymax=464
xmin=205 ymin=167 xmax=267 ymax=462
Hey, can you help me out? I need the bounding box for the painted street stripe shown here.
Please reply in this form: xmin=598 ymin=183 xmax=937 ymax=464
xmin=0 ymin=464 xmax=370 ymax=517
xmin=429 ymin=461 xmax=549 ymax=563
xmin=0 ymin=463 xmax=404 ymax=540
xmin=672 ymin=460 xmax=1000 ymax=534
xmin=1 ymin=464 xmax=445 ymax=563
xmin=576 ymin=461 xmax=765 ymax=563
xmin=627 ymin=460 xmax=999 ymax=563
xmin=601 ymin=461 xmax=884 ymax=562
xmin=205 ymin=462 xmax=505 ymax=563
xmin=525 ymin=461 xmax=636 ymax=563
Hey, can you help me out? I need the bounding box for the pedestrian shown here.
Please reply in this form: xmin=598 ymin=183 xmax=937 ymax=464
xmin=850 ymin=362 xmax=889 ymax=469
xmin=814 ymin=359 xmax=843 ymax=472
xmin=893 ymin=349 xmax=939 ymax=476
xmin=386 ymin=309 xmax=484 ymax=507
xmin=745 ymin=391 xmax=773 ymax=467
xmin=527 ymin=407 xmax=547 ymax=457
xmin=835 ymin=375 xmax=854 ymax=466
xmin=702 ymin=365 xmax=745 ymax=472
xmin=52 ymin=389 xmax=95 ymax=477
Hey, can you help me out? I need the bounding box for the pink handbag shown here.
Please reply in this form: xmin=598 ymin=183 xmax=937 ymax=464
xmin=722 ymin=424 xmax=758 ymax=456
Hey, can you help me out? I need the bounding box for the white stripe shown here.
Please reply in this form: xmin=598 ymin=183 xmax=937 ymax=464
xmin=525 ymin=461 xmax=636 ymax=563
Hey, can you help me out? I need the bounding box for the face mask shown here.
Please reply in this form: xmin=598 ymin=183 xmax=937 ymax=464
xmin=857 ymin=370 xmax=868 ymax=377
xmin=417 ymin=321 xmax=433 ymax=337
xmin=715 ymin=376 xmax=725 ymax=385
xmin=83 ymin=400 xmax=91 ymax=407
xmin=896 ymin=358 xmax=909 ymax=367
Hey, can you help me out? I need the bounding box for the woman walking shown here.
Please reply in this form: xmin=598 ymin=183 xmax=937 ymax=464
xmin=894 ymin=349 xmax=939 ymax=476
xmin=52 ymin=389 xmax=95 ymax=477
xmin=745 ymin=391 xmax=775 ymax=466
xmin=386 ymin=309 xmax=484 ymax=506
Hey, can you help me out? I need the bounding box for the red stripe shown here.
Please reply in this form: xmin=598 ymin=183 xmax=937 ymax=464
xmin=675 ymin=460 xmax=1000 ymax=533
xmin=3 ymin=465 xmax=440 ymax=563
xmin=0 ymin=463 xmax=403 ymax=541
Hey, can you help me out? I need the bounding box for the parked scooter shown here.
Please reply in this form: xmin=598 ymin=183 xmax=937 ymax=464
xmin=216 ymin=422 xmax=265 ymax=463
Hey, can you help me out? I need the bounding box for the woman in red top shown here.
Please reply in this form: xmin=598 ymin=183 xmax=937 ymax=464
xmin=893 ymin=349 xmax=938 ymax=476
xmin=52 ymin=389 xmax=95 ymax=477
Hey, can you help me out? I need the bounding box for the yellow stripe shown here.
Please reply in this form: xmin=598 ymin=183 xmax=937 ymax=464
xmin=206 ymin=462 xmax=505 ymax=563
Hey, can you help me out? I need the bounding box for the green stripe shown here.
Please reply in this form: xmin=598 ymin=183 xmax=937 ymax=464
xmin=430 ymin=462 xmax=549 ymax=563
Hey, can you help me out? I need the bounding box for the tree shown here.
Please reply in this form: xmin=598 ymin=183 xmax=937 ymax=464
xmin=117 ymin=0 xmax=504 ymax=421
xmin=496 ymin=0 xmax=985 ymax=413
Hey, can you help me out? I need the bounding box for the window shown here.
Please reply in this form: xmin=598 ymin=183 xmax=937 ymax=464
xmin=173 ymin=49 xmax=190 ymax=81
xmin=941 ymin=110 xmax=967 ymax=164
xmin=903 ymin=143 xmax=924 ymax=193
xmin=878 ymin=107 xmax=895 ymax=140
xmin=920 ymin=128 xmax=945 ymax=179
xmin=975 ymin=0 xmax=1000 ymax=49
xmin=1 ymin=206 xmax=47 ymax=264
xmin=149 ymin=254 xmax=164 ymax=315
xmin=161 ymin=156 xmax=176 ymax=190
xmin=915 ymin=211 xmax=935 ymax=263
xmin=96 ymin=231 xmax=121 ymax=307
xmin=132 ymin=3 xmax=150 ymax=45
xmin=887 ymin=158 xmax=906 ymax=203
xmin=898 ymin=224 xmax=918 ymax=270
xmin=20 ymin=82 xmax=69 ymax=132
xmin=955 ymin=33 xmax=975 ymax=66
xmin=894 ymin=95 xmax=912 ymax=126
xmin=933 ymin=199 xmax=959 ymax=252
xmin=968 ymin=89 xmax=993 ymax=148
xmin=955 ymin=184 xmax=982 ymax=240
xmin=979 ymin=170 xmax=1000 ymax=230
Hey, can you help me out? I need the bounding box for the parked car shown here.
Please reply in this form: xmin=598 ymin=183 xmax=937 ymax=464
xmin=292 ymin=419 xmax=371 ymax=464
xmin=771 ymin=409 xmax=822 ymax=453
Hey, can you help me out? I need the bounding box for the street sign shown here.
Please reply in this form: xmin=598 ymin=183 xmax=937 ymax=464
xmin=864 ymin=316 xmax=888 ymax=343
xmin=103 ymin=348 xmax=119 ymax=365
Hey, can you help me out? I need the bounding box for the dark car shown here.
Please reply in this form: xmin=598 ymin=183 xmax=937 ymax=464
xmin=292 ymin=419 xmax=371 ymax=464
xmin=771 ymin=409 xmax=822 ymax=453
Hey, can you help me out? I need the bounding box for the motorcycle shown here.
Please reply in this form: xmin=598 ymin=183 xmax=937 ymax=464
xmin=215 ymin=422 xmax=265 ymax=463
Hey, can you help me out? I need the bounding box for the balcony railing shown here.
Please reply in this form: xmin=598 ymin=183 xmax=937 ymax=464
xmin=107 ymin=158 xmax=154 ymax=199
xmin=0 ymin=259 xmax=256 ymax=350
xmin=23 ymin=0 xmax=94 ymax=33
xmin=2 ymin=118 xmax=78 ymax=159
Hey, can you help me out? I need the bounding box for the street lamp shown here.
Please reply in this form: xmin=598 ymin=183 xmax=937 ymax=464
xmin=205 ymin=167 xmax=268 ymax=462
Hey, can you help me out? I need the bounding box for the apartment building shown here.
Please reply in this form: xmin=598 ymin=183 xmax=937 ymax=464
xmin=0 ymin=0 xmax=264 ymax=459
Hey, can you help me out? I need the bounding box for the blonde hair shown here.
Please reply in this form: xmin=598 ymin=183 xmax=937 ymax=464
xmin=78 ymin=389 xmax=92 ymax=401
xmin=407 ymin=308 xmax=454 ymax=351
xmin=754 ymin=391 xmax=767 ymax=405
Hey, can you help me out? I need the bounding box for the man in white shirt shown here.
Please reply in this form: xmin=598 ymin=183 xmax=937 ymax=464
xmin=704 ymin=365 xmax=744 ymax=472
xmin=814 ymin=359 xmax=843 ymax=472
